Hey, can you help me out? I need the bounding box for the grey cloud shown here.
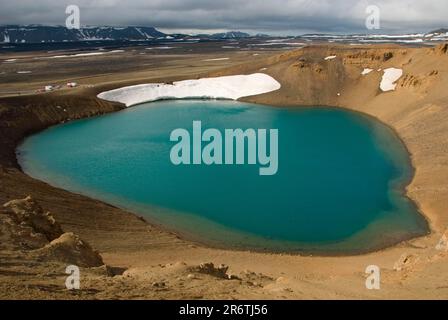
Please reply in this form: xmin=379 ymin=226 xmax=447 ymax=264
xmin=0 ymin=0 xmax=447 ymax=34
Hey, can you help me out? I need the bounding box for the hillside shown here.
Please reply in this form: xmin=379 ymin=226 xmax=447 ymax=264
xmin=0 ymin=25 xmax=167 ymax=43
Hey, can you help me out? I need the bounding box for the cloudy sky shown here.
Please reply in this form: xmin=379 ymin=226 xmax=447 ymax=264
xmin=0 ymin=0 xmax=447 ymax=35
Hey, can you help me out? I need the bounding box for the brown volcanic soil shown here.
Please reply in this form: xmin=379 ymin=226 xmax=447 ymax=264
xmin=1 ymin=43 xmax=448 ymax=299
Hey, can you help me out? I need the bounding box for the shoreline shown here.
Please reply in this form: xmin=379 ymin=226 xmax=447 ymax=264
xmin=15 ymin=101 xmax=431 ymax=257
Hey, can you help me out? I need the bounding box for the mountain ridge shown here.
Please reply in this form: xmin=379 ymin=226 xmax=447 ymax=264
xmin=0 ymin=25 xmax=254 ymax=43
xmin=0 ymin=25 xmax=167 ymax=43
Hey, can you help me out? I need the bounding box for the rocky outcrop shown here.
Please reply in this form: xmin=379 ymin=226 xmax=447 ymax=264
xmin=2 ymin=196 xmax=104 ymax=267
xmin=432 ymin=43 xmax=448 ymax=55
xmin=292 ymin=61 xmax=324 ymax=74
xmin=0 ymin=207 xmax=49 ymax=250
xmin=393 ymin=253 xmax=418 ymax=271
xmin=190 ymin=262 xmax=239 ymax=280
xmin=35 ymin=232 xmax=104 ymax=267
xmin=3 ymin=196 xmax=63 ymax=241
xmin=397 ymin=70 xmax=439 ymax=90
xmin=343 ymin=50 xmax=396 ymax=66
xmin=398 ymin=74 xmax=422 ymax=88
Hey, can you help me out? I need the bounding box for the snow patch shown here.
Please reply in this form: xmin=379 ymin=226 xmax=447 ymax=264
xmin=98 ymin=73 xmax=281 ymax=107
xmin=48 ymin=50 xmax=124 ymax=59
xmin=249 ymin=42 xmax=304 ymax=46
xmin=145 ymin=46 xmax=175 ymax=50
xmin=361 ymin=68 xmax=373 ymax=75
xmin=324 ymin=55 xmax=337 ymax=61
xmin=202 ymin=58 xmax=230 ymax=62
xmin=380 ymin=68 xmax=403 ymax=92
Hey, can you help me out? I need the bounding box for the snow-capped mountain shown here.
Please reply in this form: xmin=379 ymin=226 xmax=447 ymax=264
xmin=2 ymin=24 xmax=447 ymax=45
xmin=424 ymin=28 xmax=448 ymax=40
xmin=209 ymin=31 xmax=251 ymax=39
xmin=0 ymin=25 xmax=167 ymax=43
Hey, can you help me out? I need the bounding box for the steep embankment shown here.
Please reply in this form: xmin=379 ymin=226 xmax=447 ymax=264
xmin=0 ymin=90 xmax=123 ymax=167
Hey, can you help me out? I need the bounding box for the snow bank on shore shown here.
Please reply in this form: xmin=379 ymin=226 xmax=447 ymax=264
xmin=97 ymin=73 xmax=281 ymax=107
xmin=380 ymin=68 xmax=403 ymax=91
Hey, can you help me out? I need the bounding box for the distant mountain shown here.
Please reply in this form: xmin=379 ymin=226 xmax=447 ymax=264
xmin=2 ymin=25 xmax=447 ymax=45
xmin=0 ymin=25 xmax=167 ymax=43
xmin=209 ymin=31 xmax=251 ymax=39
xmin=428 ymin=28 xmax=448 ymax=34
xmin=0 ymin=25 xmax=256 ymax=43
xmin=297 ymin=28 xmax=448 ymax=44
xmin=426 ymin=28 xmax=448 ymax=38
xmin=255 ymin=33 xmax=271 ymax=38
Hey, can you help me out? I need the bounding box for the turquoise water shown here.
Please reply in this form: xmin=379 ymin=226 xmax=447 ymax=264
xmin=18 ymin=100 xmax=428 ymax=254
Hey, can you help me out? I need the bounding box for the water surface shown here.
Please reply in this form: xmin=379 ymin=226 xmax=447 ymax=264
xmin=18 ymin=100 xmax=428 ymax=254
